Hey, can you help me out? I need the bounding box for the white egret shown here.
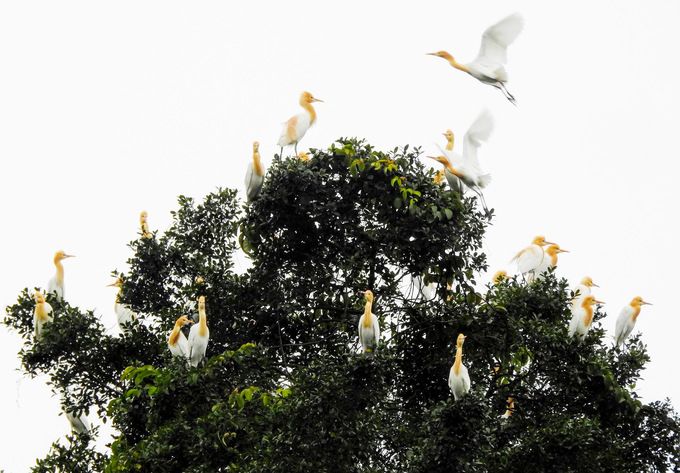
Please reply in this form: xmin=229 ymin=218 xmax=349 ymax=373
xmin=448 ymin=333 xmax=470 ymax=400
xmin=568 ymin=295 xmax=604 ymax=338
xmin=533 ymin=244 xmax=569 ymax=281
xmin=188 ymin=296 xmax=209 ymax=367
xmin=33 ymin=291 xmax=53 ymax=340
xmin=107 ymin=278 xmax=137 ymax=334
xmin=427 ymin=13 xmax=524 ymax=104
xmin=511 ymin=236 xmax=555 ymax=282
xmin=140 ymin=211 xmax=151 ymax=238
xmin=414 ymin=275 xmax=437 ymax=300
xmin=570 ymin=277 xmax=599 ymax=310
xmin=358 ymin=290 xmax=380 ymax=355
xmin=278 ymin=91 xmax=323 ymax=156
xmin=65 ymin=409 xmax=91 ymax=435
xmin=168 ymin=315 xmax=193 ymax=360
xmin=614 ymin=297 xmax=652 ymax=348
xmin=47 ymin=251 xmax=75 ymax=299
xmin=428 ymin=110 xmax=494 ymax=217
xmin=245 ymin=141 xmax=264 ymax=202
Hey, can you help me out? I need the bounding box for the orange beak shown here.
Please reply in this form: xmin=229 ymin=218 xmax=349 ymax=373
xmin=594 ymin=300 xmax=605 ymax=305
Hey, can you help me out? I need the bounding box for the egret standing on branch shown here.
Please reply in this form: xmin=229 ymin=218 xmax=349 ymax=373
xmin=358 ymin=290 xmax=380 ymax=356
xmin=47 ymin=251 xmax=74 ymax=299
xmin=449 ymin=333 xmax=470 ymax=400
xmin=107 ymin=278 xmax=137 ymax=334
xmin=427 ymin=13 xmax=524 ymax=104
xmin=428 ymin=110 xmax=495 ymax=217
xmin=33 ymin=291 xmax=53 ymax=340
xmin=512 ymin=236 xmax=555 ymax=282
xmin=245 ymin=141 xmax=265 ymax=202
xmin=140 ymin=211 xmax=151 ymax=238
xmin=168 ymin=315 xmax=193 ymax=360
xmin=571 ymin=277 xmax=599 ymax=310
xmin=533 ymin=244 xmax=569 ymax=281
xmin=568 ymin=295 xmax=604 ymax=339
xmin=64 ymin=409 xmax=91 ymax=435
xmin=278 ymin=91 xmax=323 ymax=156
xmin=188 ymin=296 xmax=209 ymax=367
xmin=614 ymin=297 xmax=652 ymax=348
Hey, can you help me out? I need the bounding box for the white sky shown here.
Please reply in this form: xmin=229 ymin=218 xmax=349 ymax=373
xmin=1 ymin=2 xmax=679 ymax=471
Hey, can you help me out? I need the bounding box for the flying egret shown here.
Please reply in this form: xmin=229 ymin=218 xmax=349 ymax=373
xmin=511 ymin=236 xmax=555 ymax=282
xmin=568 ymin=295 xmax=604 ymax=338
xmin=278 ymin=91 xmax=323 ymax=156
xmin=33 ymin=291 xmax=53 ymax=339
xmin=448 ymin=333 xmax=470 ymax=400
xmin=188 ymin=296 xmax=209 ymax=367
xmin=140 ymin=211 xmax=151 ymax=238
xmin=47 ymin=251 xmax=74 ymax=299
xmin=107 ymin=278 xmax=137 ymax=334
xmin=358 ymin=290 xmax=380 ymax=355
xmin=533 ymin=244 xmax=569 ymax=281
xmin=571 ymin=277 xmax=599 ymax=310
xmin=65 ymin=408 xmax=91 ymax=435
xmin=427 ymin=13 xmax=524 ymax=104
xmin=428 ymin=110 xmax=494 ymax=217
xmin=168 ymin=315 xmax=193 ymax=360
xmin=614 ymin=297 xmax=652 ymax=348
xmin=245 ymin=141 xmax=265 ymax=202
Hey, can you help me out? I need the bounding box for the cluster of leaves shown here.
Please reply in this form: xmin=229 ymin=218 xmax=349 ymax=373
xmin=3 ymin=138 xmax=679 ymax=472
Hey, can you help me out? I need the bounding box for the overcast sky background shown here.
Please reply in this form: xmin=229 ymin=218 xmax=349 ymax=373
xmin=2 ymin=1 xmax=679 ymax=471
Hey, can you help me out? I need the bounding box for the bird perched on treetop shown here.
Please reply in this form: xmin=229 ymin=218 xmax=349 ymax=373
xmin=278 ymin=91 xmax=323 ymax=156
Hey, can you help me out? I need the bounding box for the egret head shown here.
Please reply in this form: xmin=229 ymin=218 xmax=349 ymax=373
xmin=140 ymin=211 xmax=148 ymax=222
xmin=433 ymin=169 xmax=446 ymax=185
xmin=456 ymin=333 xmax=467 ymax=348
xmin=631 ymin=297 xmax=652 ymax=307
xmin=196 ymin=276 xmax=204 ymax=284
xmin=427 ymin=155 xmax=450 ymax=167
xmin=107 ymin=278 xmax=123 ymax=288
xmin=34 ymin=292 xmax=46 ymax=304
xmin=580 ymin=277 xmax=598 ymax=288
xmin=493 ymin=270 xmax=514 ymax=284
xmin=177 ymin=316 xmax=194 ymax=326
xmin=427 ymin=51 xmax=453 ymax=61
xmin=54 ymin=251 xmax=75 ymax=263
xmin=362 ymin=290 xmax=374 ymax=303
xmin=295 ymin=152 xmax=310 ymax=162
xmin=253 ymin=141 xmax=260 ymax=152
xmin=545 ymin=244 xmax=568 ymax=256
xmin=443 ymin=130 xmax=454 ymax=141
xmin=301 ymin=91 xmax=323 ymax=104
xmin=198 ymin=295 xmax=206 ymax=310
xmin=531 ymin=236 xmax=554 ymax=247
xmin=582 ymin=295 xmax=604 ymax=308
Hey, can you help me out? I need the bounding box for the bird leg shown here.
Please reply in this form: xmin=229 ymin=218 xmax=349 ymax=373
xmin=294 ymin=143 xmax=298 ymax=155
xmin=279 ymin=147 xmax=283 ymax=158
xmin=471 ymin=187 xmax=492 ymax=220
xmin=499 ymin=83 xmax=517 ymax=105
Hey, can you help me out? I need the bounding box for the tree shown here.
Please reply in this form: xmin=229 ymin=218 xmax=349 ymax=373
xmin=5 ymin=138 xmax=680 ymax=472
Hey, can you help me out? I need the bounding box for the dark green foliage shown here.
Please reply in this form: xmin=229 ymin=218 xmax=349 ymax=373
xmin=4 ymin=139 xmax=679 ymax=472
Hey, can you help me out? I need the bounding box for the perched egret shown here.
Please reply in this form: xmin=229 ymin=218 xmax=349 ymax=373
xmin=33 ymin=291 xmax=53 ymax=339
xmin=278 ymin=91 xmax=323 ymax=156
xmin=414 ymin=275 xmax=437 ymax=300
xmin=443 ymin=129 xmax=454 ymax=151
xmin=358 ymin=290 xmax=380 ymax=355
xmin=568 ymin=295 xmax=604 ymax=338
xmin=501 ymin=397 xmax=514 ymax=419
xmin=427 ymin=13 xmax=524 ymax=104
xmin=140 ymin=211 xmax=151 ymax=238
xmin=614 ymin=297 xmax=652 ymax=348
xmin=570 ymin=277 xmax=599 ymax=310
xmin=533 ymin=244 xmax=569 ymax=281
xmin=440 ymin=129 xmax=462 ymax=192
xmin=47 ymin=251 xmax=74 ymax=299
xmin=188 ymin=296 xmax=209 ymax=367
xmin=512 ymin=236 xmax=555 ymax=282
xmin=294 ymin=152 xmax=310 ymax=162
xmin=448 ymin=333 xmax=470 ymax=400
xmin=428 ymin=110 xmax=494 ymax=217
xmin=168 ymin=315 xmax=193 ymax=360
xmin=107 ymin=278 xmax=137 ymax=334
xmin=433 ymin=169 xmax=446 ymax=185
xmin=65 ymin=408 xmax=91 ymax=435
xmin=245 ymin=141 xmax=265 ymax=202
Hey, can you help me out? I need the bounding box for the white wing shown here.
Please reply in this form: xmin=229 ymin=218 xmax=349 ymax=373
xmin=463 ymin=109 xmax=494 ymax=175
xmin=513 ymin=245 xmax=544 ymax=275
xmin=65 ymin=410 xmax=91 ymax=435
xmin=614 ymin=306 xmax=635 ymax=347
xmin=188 ymin=324 xmax=209 ymax=367
xmin=47 ymin=276 xmax=63 ymax=299
xmin=475 ymin=13 xmax=524 ymax=67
